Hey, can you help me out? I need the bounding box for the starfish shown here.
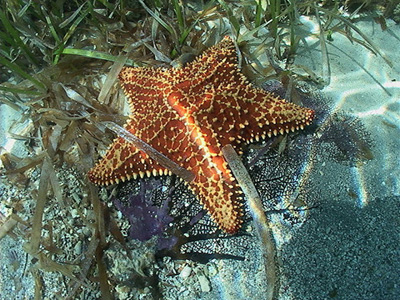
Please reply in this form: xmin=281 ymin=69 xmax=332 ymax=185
xmin=88 ymin=36 xmax=315 ymax=233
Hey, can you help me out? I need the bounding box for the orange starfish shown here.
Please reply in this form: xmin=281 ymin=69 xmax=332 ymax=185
xmin=88 ymin=36 xmax=315 ymax=233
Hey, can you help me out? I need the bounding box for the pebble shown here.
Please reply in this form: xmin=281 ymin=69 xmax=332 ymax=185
xmin=74 ymin=240 xmax=82 ymax=255
xmin=70 ymin=208 xmax=78 ymax=218
xmin=197 ymin=273 xmax=211 ymax=292
xmin=180 ymin=265 xmax=192 ymax=279
xmin=206 ymin=263 xmax=218 ymax=277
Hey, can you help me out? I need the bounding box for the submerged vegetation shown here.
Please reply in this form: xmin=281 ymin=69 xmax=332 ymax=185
xmin=0 ymin=0 xmax=387 ymax=298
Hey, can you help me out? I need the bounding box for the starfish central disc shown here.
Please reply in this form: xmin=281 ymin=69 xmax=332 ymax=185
xmin=88 ymin=36 xmax=315 ymax=233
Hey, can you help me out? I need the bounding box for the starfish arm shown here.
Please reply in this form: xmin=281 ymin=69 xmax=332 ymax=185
xmin=189 ymin=166 xmax=243 ymax=234
xmin=238 ymin=88 xmax=315 ymax=142
xmin=185 ymin=36 xmax=238 ymax=80
xmin=88 ymin=137 xmax=168 ymax=185
xmin=119 ymin=67 xmax=173 ymax=114
xmin=169 ymin=36 xmax=239 ymax=95
xmin=172 ymin=124 xmax=243 ymax=233
xmin=212 ymin=86 xmax=315 ymax=145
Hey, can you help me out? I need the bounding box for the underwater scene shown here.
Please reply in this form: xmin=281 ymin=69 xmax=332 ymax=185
xmin=0 ymin=1 xmax=399 ymax=299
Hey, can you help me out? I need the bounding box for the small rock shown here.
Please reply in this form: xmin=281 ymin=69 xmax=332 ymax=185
xmin=70 ymin=208 xmax=78 ymax=218
xmin=180 ymin=265 xmax=192 ymax=279
xmin=74 ymin=240 xmax=82 ymax=255
xmin=206 ymin=263 xmax=218 ymax=277
xmin=197 ymin=274 xmax=211 ymax=292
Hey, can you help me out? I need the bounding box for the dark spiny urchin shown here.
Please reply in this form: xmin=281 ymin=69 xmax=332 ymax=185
xmin=293 ymin=81 xmax=374 ymax=165
xmin=316 ymin=113 xmax=374 ymax=165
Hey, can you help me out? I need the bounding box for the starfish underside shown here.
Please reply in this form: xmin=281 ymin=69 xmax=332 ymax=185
xmin=88 ymin=36 xmax=315 ymax=233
